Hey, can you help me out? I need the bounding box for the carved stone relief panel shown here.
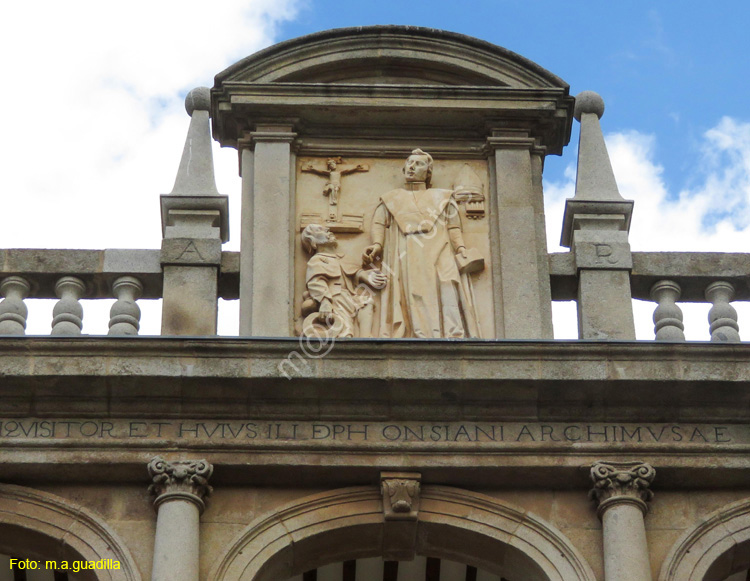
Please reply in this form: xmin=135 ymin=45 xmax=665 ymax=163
xmin=294 ymin=152 xmax=495 ymax=338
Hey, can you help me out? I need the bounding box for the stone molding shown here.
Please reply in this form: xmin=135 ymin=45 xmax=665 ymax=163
xmin=148 ymin=456 xmax=213 ymax=511
xmin=211 ymin=26 xmax=574 ymax=154
xmin=659 ymin=497 xmax=750 ymax=581
xmin=208 ymin=484 xmax=596 ymax=581
xmin=589 ymin=461 xmax=655 ymax=517
xmin=0 ymin=483 xmax=141 ymax=581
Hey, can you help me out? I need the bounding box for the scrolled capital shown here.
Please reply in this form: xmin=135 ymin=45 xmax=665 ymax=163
xmin=589 ymin=461 xmax=655 ymax=517
xmin=148 ymin=456 xmax=213 ymax=511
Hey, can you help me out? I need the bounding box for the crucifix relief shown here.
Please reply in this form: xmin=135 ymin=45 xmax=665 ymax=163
xmin=300 ymin=157 xmax=369 ymax=232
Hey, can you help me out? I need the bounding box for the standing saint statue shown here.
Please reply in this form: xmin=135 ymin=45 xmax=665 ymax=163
xmin=362 ymin=149 xmax=484 ymax=339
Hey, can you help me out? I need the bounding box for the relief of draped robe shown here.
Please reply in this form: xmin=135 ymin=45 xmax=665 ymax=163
xmin=370 ymin=184 xmax=482 ymax=339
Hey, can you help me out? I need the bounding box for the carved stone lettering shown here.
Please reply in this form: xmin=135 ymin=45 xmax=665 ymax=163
xmin=0 ymin=420 xmax=742 ymax=449
xmin=572 ymin=230 xmax=633 ymax=270
xmin=160 ymin=238 xmax=221 ymax=265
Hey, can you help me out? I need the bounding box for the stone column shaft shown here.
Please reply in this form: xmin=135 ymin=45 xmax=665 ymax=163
xmin=148 ymin=457 xmax=213 ymax=581
xmin=601 ymin=500 xmax=651 ymax=581
xmin=239 ymin=126 xmax=296 ymax=336
xmin=590 ymin=461 xmax=655 ymax=581
xmin=488 ymin=134 xmax=553 ymax=339
xmin=152 ymin=496 xmax=201 ymax=581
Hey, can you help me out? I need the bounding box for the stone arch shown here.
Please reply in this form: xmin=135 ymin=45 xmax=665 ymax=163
xmin=659 ymin=497 xmax=750 ymax=581
xmin=209 ymin=485 xmax=596 ymax=581
xmin=0 ymin=483 xmax=141 ymax=581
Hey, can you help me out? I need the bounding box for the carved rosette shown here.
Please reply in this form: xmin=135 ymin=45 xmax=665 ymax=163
xmin=148 ymin=456 xmax=214 ymax=512
xmin=589 ymin=461 xmax=655 ymax=517
xmin=381 ymin=472 xmax=421 ymax=520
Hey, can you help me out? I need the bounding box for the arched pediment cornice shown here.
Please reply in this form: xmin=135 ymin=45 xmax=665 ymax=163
xmin=215 ymin=26 xmax=568 ymax=89
xmin=211 ymin=26 xmax=574 ymax=154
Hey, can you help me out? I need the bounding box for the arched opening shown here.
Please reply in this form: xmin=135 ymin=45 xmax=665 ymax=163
xmin=0 ymin=484 xmax=141 ymax=581
xmin=283 ymin=555 xmax=516 ymax=581
xmin=659 ymin=497 xmax=750 ymax=581
xmin=209 ymin=485 xmax=594 ymax=581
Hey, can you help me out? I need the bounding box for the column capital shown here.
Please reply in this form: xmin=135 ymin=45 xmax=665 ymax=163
xmin=589 ymin=461 xmax=655 ymax=517
xmin=148 ymin=456 xmax=214 ymax=512
xmin=237 ymin=123 xmax=298 ymax=151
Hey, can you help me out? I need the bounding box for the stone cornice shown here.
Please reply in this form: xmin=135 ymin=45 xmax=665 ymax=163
xmin=212 ymin=84 xmax=573 ymax=154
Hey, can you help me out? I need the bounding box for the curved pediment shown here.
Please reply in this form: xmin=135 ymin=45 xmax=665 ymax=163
xmin=215 ymin=25 xmax=568 ymax=90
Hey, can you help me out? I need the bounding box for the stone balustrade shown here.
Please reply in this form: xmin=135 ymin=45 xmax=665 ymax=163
xmin=0 ymin=249 xmax=239 ymax=336
xmin=0 ymin=246 xmax=744 ymax=339
xmin=549 ymin=251 xmax=746 ymax=342
xmin=0 ymin=85 xmax=745 ymax=341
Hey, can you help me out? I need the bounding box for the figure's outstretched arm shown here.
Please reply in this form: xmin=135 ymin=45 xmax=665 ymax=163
xmin=301 ymin=165 xmax=331 ymax=178
xmin=340 ymin=163 xmax=370 ymax=176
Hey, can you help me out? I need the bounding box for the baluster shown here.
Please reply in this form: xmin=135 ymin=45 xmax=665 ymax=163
xmin=51 ymin=276 xmax=86 ymax=336
xmin=650 ymin=280 xmax=685 ymax=341
xmin=705 ymin=281 xmax=740 ymax=342
xmin=0 ymin=276 xmax=31 ymax=335
xmin=108 ymin=276 xmax=143 ymax=336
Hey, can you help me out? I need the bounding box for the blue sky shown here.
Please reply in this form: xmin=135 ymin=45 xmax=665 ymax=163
xmin=0 ymin=0 xmax=748 ymax=337
xmin=277 ymin=1 xmax=750 ymax=196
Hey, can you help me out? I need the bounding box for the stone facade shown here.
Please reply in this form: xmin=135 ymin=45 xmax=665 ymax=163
xmin=1 ymin=26 xmax=750 ymax=581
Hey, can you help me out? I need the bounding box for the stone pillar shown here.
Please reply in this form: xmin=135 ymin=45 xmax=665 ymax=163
xmin=561 ymin=91 xmax=635 ymax=339
xmin=160 ymin=87 xmax=229 ymax=336
xmin=487 ymin=131 xmax=553 ymax=339
xmin=148 ymin=456 xmax=213 ymax=581
xmin=238 ymin=125 xmax=296 ymax=336
xmin=590 ymin=461 xmax=655 ymax=581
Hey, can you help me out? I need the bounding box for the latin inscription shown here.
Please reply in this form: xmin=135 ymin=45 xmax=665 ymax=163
xmin=0 ymin=419 xmax=741 ymax=448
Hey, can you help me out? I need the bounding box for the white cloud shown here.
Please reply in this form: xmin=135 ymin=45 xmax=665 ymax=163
xmin=0 ymin=0 xmax=299 ymax=334
xmin=0 ymin=0 xmax=298 ymax=251
xmin=545 ymin=118 xmax=750 ymax=340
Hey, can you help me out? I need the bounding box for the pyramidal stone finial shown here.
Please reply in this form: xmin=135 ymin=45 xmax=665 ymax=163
xmin=160 ymin=87 xmax=229 ymax=242
xmin=170 ymin=87 xmax=220 ymax=197
xmin=571 ymin=91 xmax=622 ymax=203
xmin=560 ymin=91 xmax=633 ymax=247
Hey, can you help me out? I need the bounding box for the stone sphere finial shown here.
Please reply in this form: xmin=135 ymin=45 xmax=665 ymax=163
xmin=574 ymin=91 xmax=605 ymax=121
xmin=185 ymin=87 xmax=211 ymax=116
